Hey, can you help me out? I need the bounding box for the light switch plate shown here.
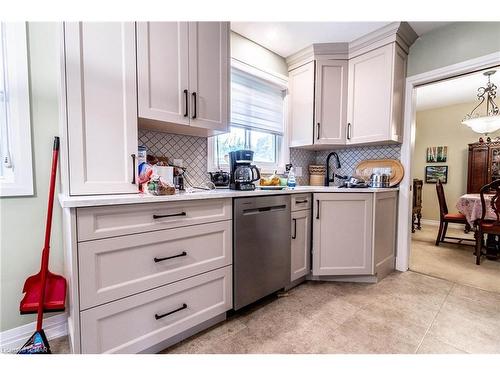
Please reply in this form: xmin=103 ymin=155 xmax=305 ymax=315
xmin=295 ymin=167 xmax=303 ymax=177
xmin=173 ymin=159 xmax=183 ymax=167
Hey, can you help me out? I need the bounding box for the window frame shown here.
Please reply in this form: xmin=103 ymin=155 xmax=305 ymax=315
xmin=0 ymin=22 xmax=33 ymax=197
xmin=207 ymin=58 xmax=289 ymax=174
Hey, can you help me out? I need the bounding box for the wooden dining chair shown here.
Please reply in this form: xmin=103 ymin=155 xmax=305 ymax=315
xmin=476 ymin=179 xmax=500 ymax=265
xmin=435 ymin=179 xmax=473 ymax=246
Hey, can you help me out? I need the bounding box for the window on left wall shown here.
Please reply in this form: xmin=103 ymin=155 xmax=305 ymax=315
xmin=0 ymin=22 xmax=33 ymax=197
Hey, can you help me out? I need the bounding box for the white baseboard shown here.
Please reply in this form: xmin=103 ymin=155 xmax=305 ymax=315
xmin=419 ymin=219 xmax=467 ymax=230
xmin=0 ymin=313 xmax=67 ymax=353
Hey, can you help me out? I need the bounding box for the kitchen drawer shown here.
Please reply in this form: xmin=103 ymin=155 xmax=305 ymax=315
xmin=76 ymin=198 xmax=231 ymax=241
xmin=78 ymin=221 xmax=232 ymax=309
xmin=291 ymin=194 xmax=312 ymax=211
xmin=80 ymin=266 xmax=232 ymax=353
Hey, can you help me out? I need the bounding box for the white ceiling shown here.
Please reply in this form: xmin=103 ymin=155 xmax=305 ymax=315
xmin=416 ymin=68 xmax=500 ymax=111
xmin=230 ymin=22 xmax=451 ymax=58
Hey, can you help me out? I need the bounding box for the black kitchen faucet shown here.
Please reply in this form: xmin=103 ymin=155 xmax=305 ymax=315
xmin=325 ymin=152 xmax=345 ymax=186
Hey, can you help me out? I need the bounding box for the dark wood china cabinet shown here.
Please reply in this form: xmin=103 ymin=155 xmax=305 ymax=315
xmin=467 ymin=141 xmax=500 ymax=193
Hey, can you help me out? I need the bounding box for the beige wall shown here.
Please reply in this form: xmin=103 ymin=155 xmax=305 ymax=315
xmin=413 ymin=102 xmax=485 ymax=221
xmin=0 ymin=23 xmax=63 ymax=331
xmin=231 ymin=31 xmax=288 ymax=77
xmin=408 ymin=22 xmax=500 ymax=77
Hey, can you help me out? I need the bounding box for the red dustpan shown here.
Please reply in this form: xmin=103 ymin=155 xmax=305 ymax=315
xmin=20 ymin=136 xmax=67 ymax=316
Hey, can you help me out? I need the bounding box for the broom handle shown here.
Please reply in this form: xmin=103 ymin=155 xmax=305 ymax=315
xmin=36 ymin=137 xmax=59 ymax=332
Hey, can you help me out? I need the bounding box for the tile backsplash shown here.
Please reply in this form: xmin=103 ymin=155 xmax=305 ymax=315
xmin=139 ymin=129 xmax=401 ymax=187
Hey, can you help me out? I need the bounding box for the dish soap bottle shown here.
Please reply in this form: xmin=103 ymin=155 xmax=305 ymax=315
xmin=287 ymin=167 xmax=296 ymax=188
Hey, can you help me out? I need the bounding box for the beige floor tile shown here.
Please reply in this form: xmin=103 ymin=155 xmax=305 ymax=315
xmin=410 ymin=225 xmax=500 ymax=294
xmin=428 ymin=291 xmax=500 ymax=353
xmin=416 ymin=335 xmax=467 ymax=354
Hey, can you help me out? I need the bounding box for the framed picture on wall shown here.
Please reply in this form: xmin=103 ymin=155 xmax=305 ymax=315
xmin=425 ymin=166 xmax=448 ymax=183
xmin=426 ymin=146 xmax=448 ymax=162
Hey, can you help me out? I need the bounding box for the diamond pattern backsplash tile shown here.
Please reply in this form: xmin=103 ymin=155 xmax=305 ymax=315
xmin=139 ymin=128 xmax=401 ymax=187
xmin=138 ymin=129 xmax=210 ymax=187
xmin=316 ymin=144 xmax=402 ymax=186
xmin=290 ymin=148 xmax=316 ymax=186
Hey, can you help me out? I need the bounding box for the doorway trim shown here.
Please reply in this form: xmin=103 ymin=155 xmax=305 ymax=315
xmin=396 ymin=51 xmax=500 ymax=272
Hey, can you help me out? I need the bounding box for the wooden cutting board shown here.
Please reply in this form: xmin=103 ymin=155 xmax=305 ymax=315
xmin=354 ymin=159 xmax=404 ymax=187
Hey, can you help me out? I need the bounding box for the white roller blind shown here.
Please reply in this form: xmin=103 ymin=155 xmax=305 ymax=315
xmin=231 ymin=67 xmax=284 ymax=135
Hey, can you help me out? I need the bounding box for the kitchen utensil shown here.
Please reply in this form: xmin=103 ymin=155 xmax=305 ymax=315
xmin=209 ymin=170 xmax=230 ymax=187
xmin=229 ymin=150 xmax=261 ymax=190
xmin=18 ymin=137 xmax=67 ymax=354
xmin=370 ymin=173 xmax=391 ymax=188
xmin=355 ymin=159 xmax=404 ymax=187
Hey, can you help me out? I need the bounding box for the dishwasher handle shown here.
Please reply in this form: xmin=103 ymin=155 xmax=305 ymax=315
xmin=242 ymin=204 xmax=287 ymax=215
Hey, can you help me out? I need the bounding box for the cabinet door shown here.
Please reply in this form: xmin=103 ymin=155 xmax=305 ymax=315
xmin=312 ymin=193 xmax=373 ymax=276
xmin=289 ymin=61 xmax=314 ymax=147
xmin=188 ymin=22 xmax=229 ymax=132
xmin=291 ymin=209 xmax=311 ymax=281
xmin=314 ymin=60 xmax=348 ymax=145
xmin=347 ymin=44 xmax=394 ymax=144
xmin=137 ymin=22 xmax=189 ymax=125
xmin=489 ymin=146 xmax=500 ymax=184
xmin=467 ymin=146 xmax=488 ymax=193
xmin=64 ymin=22 xmax=138 ymax=195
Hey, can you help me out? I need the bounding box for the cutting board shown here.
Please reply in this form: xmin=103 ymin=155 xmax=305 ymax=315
xmin=355 ymin=159 xmax=404 ymax=187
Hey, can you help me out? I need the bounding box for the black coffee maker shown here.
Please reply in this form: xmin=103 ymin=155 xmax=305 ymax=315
xmin=229 ymin=150 xmax=261 ymax=190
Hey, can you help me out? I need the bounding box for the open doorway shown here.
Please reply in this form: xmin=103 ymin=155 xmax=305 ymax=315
xmin=408 ymin=67 xmax=500 ymax=293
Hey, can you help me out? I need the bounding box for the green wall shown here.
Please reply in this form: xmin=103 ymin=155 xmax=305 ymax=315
xmin=0 ymin=22 xmax=63 ymax=331
xmin=408 ymin=22 xmax=500 ymax=77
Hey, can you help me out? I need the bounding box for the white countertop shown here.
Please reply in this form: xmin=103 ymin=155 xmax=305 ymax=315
xmin=58 ymin=186 xmax=399 ymax=208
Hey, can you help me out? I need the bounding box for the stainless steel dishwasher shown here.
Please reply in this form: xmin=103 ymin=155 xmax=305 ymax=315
xmin=233 ymin=195 xmax=291 ymax=310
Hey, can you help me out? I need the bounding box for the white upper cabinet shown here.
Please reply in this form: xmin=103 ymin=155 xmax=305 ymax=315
xmin=347 ymin=43 xmax=406 ymax=144
xmin=137 ymin=22 xmax=189 ymax=126
xmin=137 ymin=22 xmax=229 ymax=136
xmin=314 ymin=60 xmax=348 ymax=145
xmin=288 ymin=61 xmax=314 ymax=147
xmin=64 ymin=22 xmax=138 ymax=196
xmin=188 ymin=22 xmax=229 ymax=132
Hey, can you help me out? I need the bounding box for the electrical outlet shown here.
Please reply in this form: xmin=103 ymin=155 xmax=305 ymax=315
xmin=295 ymin=167 xmax=303 ymax=177
xmin=173 ymin=159 xmax=183 ymax=167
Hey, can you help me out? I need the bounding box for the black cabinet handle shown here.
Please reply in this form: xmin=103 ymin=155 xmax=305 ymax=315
xmin=154 ymin=251 xmax=187 ymax=263
xmin=183 ymin=89 xmax=189 ymax=117
xmin=316 ymin=200 xmax=320 ymax=219
xmin=155 ymin=303 xmax=187 ymax=320
xmin=153 ymin=212 xmax=186 ymax=219
xmin=295 ymin=200 xmax=308 ymax=204
xmin=347 ymin=123 xmax=352 ymax=140
xmin=316 ymin=123 xmax=320 ymax=140
xmin=192 ymin=92 xmax=197 ymax=119
xmin=292 ymin=218 xmax=297 ymax=239
xmin=131 ymin=154 xmax=136 ymax=184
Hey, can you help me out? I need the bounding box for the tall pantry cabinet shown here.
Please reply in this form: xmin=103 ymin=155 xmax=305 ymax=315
xmin=63 ymin=22 xmax=139 ymax=195
xmin=61 ymin=22 xmax=230 ymax=196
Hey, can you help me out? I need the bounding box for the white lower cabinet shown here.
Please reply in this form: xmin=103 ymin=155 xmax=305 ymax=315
xmin=81 ymin=266 xmax=232 ymax=354
xmin=291 ymin=209 xmax=311 ymax=281
xmin=312 ymin=192 xmax=397 ymax=278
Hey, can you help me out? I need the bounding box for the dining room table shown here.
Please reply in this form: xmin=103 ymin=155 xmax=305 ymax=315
xmin=456 ymin=193 xmax=500 ymax=260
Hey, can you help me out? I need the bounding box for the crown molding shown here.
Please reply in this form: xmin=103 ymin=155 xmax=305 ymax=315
xmin=287 ymin=22 xmax=418 ymax=70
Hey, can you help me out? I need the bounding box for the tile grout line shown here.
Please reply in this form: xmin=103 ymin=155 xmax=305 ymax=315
xmin=414 ymin=282 xmax=456 ymax=354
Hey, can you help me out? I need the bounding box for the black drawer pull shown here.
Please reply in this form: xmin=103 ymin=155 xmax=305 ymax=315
xmin=295 ymin=200 xmax=308 ymax=204
xmin=183 ymin=89 xmax=189 ymax=117
xmin=316 ymin=200 xmax=320 ymax=219
xmin=292 ymin=218 xmax=297 ymax=239
xmin=153 ymin=212 xmax=186 ymax=219
xmin=154 ymin=251 xmax=187 ymax=263
xmin=131 ymin=154 xmax=136 ymax=185
xmin=192 ymin=92 xmax=197 ymax=119
xmin=155 ymin=303 xmax=188 ymax=320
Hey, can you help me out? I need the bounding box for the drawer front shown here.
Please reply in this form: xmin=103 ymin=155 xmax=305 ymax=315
xmin=79 ymin=221 xmax=232 ymax=309
xmin=80 ymin=266 xmax=232 ymax=353
xmin=76 ymin=198 xmax=231 ymax=241
xmin=292 ymin=193 xmax=312 ymax=211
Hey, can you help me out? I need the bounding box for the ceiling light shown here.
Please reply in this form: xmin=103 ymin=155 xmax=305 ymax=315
xmin=462 ymin=70 xmax=500 ymax=141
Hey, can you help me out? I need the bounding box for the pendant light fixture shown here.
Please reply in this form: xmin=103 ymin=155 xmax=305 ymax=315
xmin=462 ymin=70 xmax=500 ymax=142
